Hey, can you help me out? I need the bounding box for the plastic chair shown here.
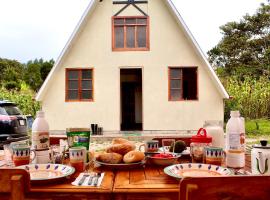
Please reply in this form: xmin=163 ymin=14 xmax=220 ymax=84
xmin=179 ymin=176 xmax=270 ymax=200
xmin=0 ymin=169 xmax=30 ymax=200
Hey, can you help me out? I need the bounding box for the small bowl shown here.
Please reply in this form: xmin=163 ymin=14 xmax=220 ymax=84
xmin=148 ymin=153 xmax=181 ymax=166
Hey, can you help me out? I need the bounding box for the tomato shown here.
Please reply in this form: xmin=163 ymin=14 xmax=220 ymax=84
xmin=152 ymin=153 xmax=174 ymax=158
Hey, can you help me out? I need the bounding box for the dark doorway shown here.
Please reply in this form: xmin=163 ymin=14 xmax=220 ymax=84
xmin=120 ymin=69 xmax=142 ymax=131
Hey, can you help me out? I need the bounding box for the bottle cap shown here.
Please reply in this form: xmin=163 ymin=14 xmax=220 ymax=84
xmin=230 ymin=111 xmax=240 ymax=117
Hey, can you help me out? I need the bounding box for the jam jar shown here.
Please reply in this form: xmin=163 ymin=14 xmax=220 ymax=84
xmin=190 ymin=128 xmax=212 ymax=163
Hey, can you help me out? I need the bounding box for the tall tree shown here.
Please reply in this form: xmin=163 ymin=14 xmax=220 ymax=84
xmin=208 ymin=2 xmax=270 ymax=78
xmin=24 ymin=60 xmax=43 ymax=91
xmin=40 ymin=59 xmax=54 ymax=81
xmin=24 ymin=58 xmax=54 ymax=91
xmin=0 ymin=58 xmax=24 ymax=90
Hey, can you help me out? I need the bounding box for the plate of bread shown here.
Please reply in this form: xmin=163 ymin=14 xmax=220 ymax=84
xmin=95 ymin=138 xmax=145 ymax=170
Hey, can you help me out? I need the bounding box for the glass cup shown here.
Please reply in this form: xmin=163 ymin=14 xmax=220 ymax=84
xmin=205 ymin=147 xmax=225 ymax=165
xmin=139 ymin=140 xmax=159 ymax=153
xmin=12 ymin=144 xmax=36 ymax=166
xmin=50 ymin=145 xmax=65 ymax=164
xmin=88 ymin=148 xmax=96 ymax=172
xmin=69 ymin=147 xmax=87 ymax=172
xmin=3 ymin=144 xmax=14 ymax=166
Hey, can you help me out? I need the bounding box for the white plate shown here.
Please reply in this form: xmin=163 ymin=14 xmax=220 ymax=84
xmin=164 ymin=163 xmax=232 ymax=179
xmin=158 ymin=146 xmax=190 ymax=155
xmin=17 ymin=164 xmax=75 ymax=181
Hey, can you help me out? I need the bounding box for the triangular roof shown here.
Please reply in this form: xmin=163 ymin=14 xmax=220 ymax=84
xmin=36 ymin=0 xmax=229 ymax=101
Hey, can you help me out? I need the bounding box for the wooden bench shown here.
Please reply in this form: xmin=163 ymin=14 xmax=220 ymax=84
xmin=0 ymin=169 xmax=30 ymax=200
xmin=179 ymin=176 xmax=270 ymax=200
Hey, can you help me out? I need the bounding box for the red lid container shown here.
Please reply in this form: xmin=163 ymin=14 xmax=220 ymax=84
xmin=191 ymin=128 xmax=212 ymax=143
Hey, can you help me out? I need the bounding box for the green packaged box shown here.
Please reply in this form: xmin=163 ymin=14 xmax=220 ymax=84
xmin=66 ymin=128 xmax=91 ymax=150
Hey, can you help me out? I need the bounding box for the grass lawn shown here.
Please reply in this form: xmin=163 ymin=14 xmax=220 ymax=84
xmin=245 ymin=118 xmax=270 ymax=145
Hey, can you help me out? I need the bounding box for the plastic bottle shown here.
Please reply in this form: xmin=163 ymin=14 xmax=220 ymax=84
xmin=32 ymin=111 xmax=50 ymax=150
xmin=225 ymin=111 xmax=245 ymax=168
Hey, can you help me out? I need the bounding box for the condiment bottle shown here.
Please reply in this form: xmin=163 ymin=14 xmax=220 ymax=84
xmin=190 ymin=128 xmax=212 ymax=163
xmin=225 ymin=111 xmax=245 ymax=168
xmin=32 ymin=111 xmax=50 ymax=150
xmin=203 ymin=120 xmax=225 ymax=148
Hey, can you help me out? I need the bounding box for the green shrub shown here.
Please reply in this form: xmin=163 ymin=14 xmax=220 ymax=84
xmin=0 ymin=87 xmax=40 ymax=117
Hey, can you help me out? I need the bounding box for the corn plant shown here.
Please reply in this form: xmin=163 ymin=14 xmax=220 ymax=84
xmin=223 ymin=76 xmax=270 ymax=120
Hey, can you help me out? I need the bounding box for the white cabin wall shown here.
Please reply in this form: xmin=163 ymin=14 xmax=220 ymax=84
xmin=42 ymin=0 xmax=224 ymax=132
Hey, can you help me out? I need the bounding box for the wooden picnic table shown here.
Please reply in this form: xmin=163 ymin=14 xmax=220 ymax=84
xmin=0 ymin=152 xmax=252 ymax=200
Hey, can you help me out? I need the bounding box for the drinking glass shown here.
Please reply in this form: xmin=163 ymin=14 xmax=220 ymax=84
xmin=50 ymin=145 xmax=65 ymax=164
xmin=3 ymin=144 xmax=14 ymax=166
xmin=88 ymin=148 xmax=95 ymax=172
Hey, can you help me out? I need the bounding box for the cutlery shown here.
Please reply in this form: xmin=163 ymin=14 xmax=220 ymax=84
xmin=93 ymin=172 xmax=102 ymax=186
xmin=78 ymin=174 xmax=89 ymax=186
xmin=87 ymin=173 xmax=96 ymax=185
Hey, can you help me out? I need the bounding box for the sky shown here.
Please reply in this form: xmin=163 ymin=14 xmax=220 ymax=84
xmin=0 ymin=0 xmax=267 ymax=63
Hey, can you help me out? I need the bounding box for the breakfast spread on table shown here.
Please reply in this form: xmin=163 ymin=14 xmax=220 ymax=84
xmin=1 ymin=109 xmax=263 ymax=186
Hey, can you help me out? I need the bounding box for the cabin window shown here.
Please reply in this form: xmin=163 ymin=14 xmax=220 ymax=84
xmin=112 ymin=16 xmax=149 ymax=51
xmin=66 ymin=69 xmax=93 ymax=102
xmin=168 ymin=67 xmax=198 ymax=101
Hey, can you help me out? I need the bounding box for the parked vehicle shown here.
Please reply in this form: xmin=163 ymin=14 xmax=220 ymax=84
xmin=0 ymin=100 xmax=29 ymax=149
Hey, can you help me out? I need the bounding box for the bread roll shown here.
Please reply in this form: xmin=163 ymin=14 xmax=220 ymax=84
xmin=96 ymin=152 xmax=123 ymax=164
xmin=112 ymin=138 xmax=130 ymax=145
xmin=123 ymin=151 xmax=145 ymax=163
xmin=106 ymin=143 xmax=136 ymax=155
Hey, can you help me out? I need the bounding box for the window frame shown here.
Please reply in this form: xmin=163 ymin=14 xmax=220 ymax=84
xmin=65 ymin=68 xmax=94 ymax=102
xmin=112 ymin=16 xmax=150 ymax=51
xmin=168 ymin=67 xmax=198 ymax=101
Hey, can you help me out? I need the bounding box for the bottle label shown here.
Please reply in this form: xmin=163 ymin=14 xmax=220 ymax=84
xmin=240 ymin=133 xmax=245 ymax=150
xmin=228 ymin=132 xmax=240 ymax=150
xmin=32 ymin=132 xmax=50 ymax=150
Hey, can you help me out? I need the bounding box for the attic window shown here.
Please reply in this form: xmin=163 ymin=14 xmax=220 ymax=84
xmin=168 ymin=67 xmax=198 ymax=101
xmin=112 ymin=16 xmax=149 ymax=51
xmin=66 ymin=68 xmax=93 ymax=102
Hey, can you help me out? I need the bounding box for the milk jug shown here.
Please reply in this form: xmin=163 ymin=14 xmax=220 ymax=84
xmin=225 ymin=111 xmax=245 ymax=168
xmin=32 ymin=111 xmax=50 ymax=150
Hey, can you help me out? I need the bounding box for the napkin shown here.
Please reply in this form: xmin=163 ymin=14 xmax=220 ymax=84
xmin=72 ymin=173 xmax=105 ymax=187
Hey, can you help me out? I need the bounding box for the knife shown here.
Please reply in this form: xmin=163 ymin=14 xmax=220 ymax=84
xmin=88 ymin=174 xmax=95 ymax=185
xmin=93 ymin=172 xmax=102 ymax=186
xmin=78 ymin=174 xmax=89 ymax=186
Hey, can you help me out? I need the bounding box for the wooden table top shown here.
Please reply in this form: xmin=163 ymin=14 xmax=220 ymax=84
xmin=0 ymin=152 xmax=252 ymax=195
xmin=114 ymin=166 xmax=179 ymax=193
xmin=113 ymin=155 xmax=252 ymax=194
xmin=29 ymin=170 xmax=114 ymax=194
